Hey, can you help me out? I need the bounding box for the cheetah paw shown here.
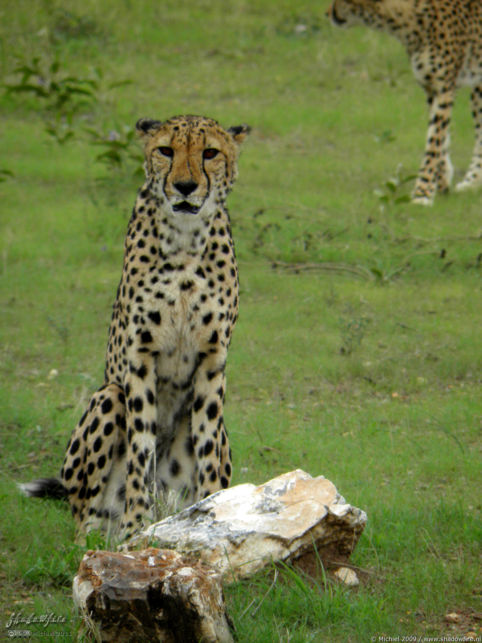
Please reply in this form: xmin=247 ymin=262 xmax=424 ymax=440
xmin=455 ymin=178 xmax=482 ymax=192
xmin=411 ymin=194 xmax=434 ymax=206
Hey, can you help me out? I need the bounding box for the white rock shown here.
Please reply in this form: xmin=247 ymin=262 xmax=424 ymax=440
xmin=130 ymin=470 xmax=367 ymax=583
xmin=333 ymin=566 xmax=360 ymax=586
xmin=444 ymin=612 xmax=461 ymax=623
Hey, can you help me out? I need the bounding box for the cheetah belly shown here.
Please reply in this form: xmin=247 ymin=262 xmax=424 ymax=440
xmin=153 ymin=280 xmax=201 ymax=429
xmin=151 ymin=317 xmax=200 ymax=504
xmin=456 ymin=57 xmax=482 ymax=88
xmin=154 ymin=344 xmax=196 ymax=445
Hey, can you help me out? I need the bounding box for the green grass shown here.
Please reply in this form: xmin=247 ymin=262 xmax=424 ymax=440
xmin=0 ymin=0 xmax=481 ymax=641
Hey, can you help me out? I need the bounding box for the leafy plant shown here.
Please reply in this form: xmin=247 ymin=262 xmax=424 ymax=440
xmin=5 ymin=56 xmax=97 ymax=116
xmin=85 ymin=124 xmax=144 ymax=174
xmin=50 ymin=9 xmax=103 ymax=43
xmin=4 ymin=54 xmax=132 ymax=148
xmin=339 ymin=309 xmax=371 ymax=355
xmin=373 ymin=165 xmax=416 ymax=209
xmin=374 ymin=129 xmax=396 ymax=144
xmin=0 ymin=169 xmax=14 ymax=183
xmin=4 ymin=55 xmax=97 ymax=147
xmin=367 ymin=259 xmax=410 ymax=283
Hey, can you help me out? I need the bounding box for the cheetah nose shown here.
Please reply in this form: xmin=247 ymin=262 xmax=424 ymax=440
xmin=174 ymin=180 xmax=198 ymax=197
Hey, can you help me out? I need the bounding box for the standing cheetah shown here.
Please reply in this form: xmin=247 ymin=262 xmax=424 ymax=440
xmin=21 ymin=115 xmax=250 ymax=539
xmin=327 ymin=0 xmax=482 ymax=205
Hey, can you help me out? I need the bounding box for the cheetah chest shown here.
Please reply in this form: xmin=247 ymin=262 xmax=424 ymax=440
xmin=135 ymin=264 xmax=225 ymax=440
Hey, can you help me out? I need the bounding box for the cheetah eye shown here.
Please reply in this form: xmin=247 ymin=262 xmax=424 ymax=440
xmin=158 ymin=146 xmax=174 ymax=158
xmin=203 ymin=148 xmax=219 ymax=160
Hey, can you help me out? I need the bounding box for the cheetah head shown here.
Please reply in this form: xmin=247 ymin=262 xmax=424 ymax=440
xmin=327 ymin=0 xmax=386 ymax=27
xmin=136 ymin=115 xmax=249 ymax=221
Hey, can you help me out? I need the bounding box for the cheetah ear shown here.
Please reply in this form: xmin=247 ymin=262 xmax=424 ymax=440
xmin=136 ymin=118 xmax=163 ymax=139
xmin=228 ymin=124 xmax=251 ymax=145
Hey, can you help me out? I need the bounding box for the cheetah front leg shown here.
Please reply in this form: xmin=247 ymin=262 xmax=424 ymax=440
xmin=191 ymin=362 xmax=232 ymax=500
xmin=120 ymin=355 xmax=159 ymax=537
xmin=456 ymin=86 xmax=482 ymax=192
xmin=412 ymin=88 xmax=455 ymax=206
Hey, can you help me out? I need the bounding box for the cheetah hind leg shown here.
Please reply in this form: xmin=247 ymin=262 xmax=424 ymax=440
xmin=412 ymin=89 xmax=454 ymax=206
xmin=436 ymin=133 xmax=453 ymax=194
xmin=456 ymin=86 xmax=482 ymax=192
xmin=61 ymin=383 xmax=128 ymax=540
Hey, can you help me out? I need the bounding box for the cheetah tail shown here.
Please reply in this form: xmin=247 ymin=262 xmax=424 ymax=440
xmin=18 ymin=477 xmax=68 ymax=501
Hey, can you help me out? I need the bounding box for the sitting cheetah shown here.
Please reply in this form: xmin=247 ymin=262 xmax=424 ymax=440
xmin=327 ymin=0 xmax=482 ymax=205
xmin=21 ymin=115 xmax=249 ymax=539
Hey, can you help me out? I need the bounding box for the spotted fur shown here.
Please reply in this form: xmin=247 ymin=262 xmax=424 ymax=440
xmin=327 ymin=0 xmax=482 ymax=205
xmin=21 ymin=115 xmax=249 ymax=539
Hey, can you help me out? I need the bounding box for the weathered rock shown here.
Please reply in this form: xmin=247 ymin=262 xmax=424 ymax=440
xmin=130 ymin=470 xmax=367 ymax=583
xmin=332 ymin=566 xmax=360 ymax=587
xmin=73 ymin=548 xmax=233 ymax=643
xmin=444 ymin=612 xmax=462 ymax=624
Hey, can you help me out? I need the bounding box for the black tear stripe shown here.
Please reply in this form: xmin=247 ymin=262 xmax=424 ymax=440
xmin=162 ymin=166 xmax=171 ymax=202
xmin=203 ymin=162 xmax=211 ymax=201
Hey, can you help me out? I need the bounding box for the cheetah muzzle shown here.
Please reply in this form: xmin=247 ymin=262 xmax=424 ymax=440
xmin=20 ymin=114 xmax=250 ymax=541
